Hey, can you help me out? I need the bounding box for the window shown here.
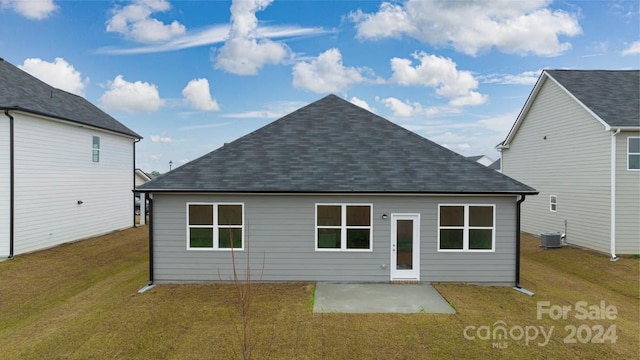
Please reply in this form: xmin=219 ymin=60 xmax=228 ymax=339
xmin=187 ymin=203 xmax=243 ymax=250
xmin=628 ymin=137 xmax=640 ymax=170
xmin=438 ymin=205 xmax=495 ymax=252
xmin=316 ymin=204 xmax=372 ymax=251
xmin=92 ymin=136 xmax=100 ymax=162
xmin=550 ymin=195 xmax=557 ymax=212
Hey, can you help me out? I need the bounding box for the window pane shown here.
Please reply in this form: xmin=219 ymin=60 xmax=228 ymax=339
xmin=219 ymin=228 xmax=242 ymax=248
xmin=190 ymin=228 xmax=213 ymax=248
xmin=317 ymin=206 xmax=341 ymax=226
xmin=346 ymin=206 xmax=370 ymax=226
xmin=629 ymin=138 xmax=640 ymax=153
xmin=440 ymin=206 xmax=464 ymax=226
xmin=346 ymin=229 xmax=370 ymax=249
xmin=318 ymin=228 xmax=341 ymax=248
xmin=469 ymin=229 xmax=493 ymax=250
xmin=629 ymin=154 xmax=640 ymax=170
xmin=469 ymin=206 xmax=493 ymax=227
xmin=396 ymin=220 xmax=413 ymax=269
xmin=218 ymin=205 xmax=242 ymax=225
xmin=440 ymin=229 xmax=463 ymax=249
xmin=189 ymin=205 xmax=213 ymax=225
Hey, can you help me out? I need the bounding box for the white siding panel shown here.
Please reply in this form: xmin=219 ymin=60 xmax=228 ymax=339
xmin=502 ymin=79 xmax=611 ymax=253
xmin=13 ymin=113 xmax=134 ymax=255
xmin=0 ymin=116 xmax=9 ymax=257
xmin=152 ymin=194 xmax=518 ymax=284
xmin=615 ymin=132 xmax=640 ymax=254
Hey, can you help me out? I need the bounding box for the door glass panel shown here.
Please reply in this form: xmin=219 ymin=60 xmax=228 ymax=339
xmin=396 ymin=220 xmax=413 ymax=270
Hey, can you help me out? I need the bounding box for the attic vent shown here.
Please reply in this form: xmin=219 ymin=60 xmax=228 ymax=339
xmin=540 ymin=232 xmax=562 ymax=249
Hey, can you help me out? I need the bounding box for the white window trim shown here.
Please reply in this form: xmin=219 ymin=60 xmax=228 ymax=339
xmin=627 ymin=137 xmax=640 ymax=171
xmin=186 ymin=202 xmax=244 ymax=251
xmin=437 ymin=204 xmax=496 ymax=253
xmin=315 ymin=203 xmax=373 ymax=252
xmin=92 ymin=135 xmax=100 ymax=163
xmin=549 ymin=195 xmax=558 ymax=212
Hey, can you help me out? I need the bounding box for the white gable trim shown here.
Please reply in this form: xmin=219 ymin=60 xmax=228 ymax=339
xmin=499 ymin=71 xmax=612 ymax=149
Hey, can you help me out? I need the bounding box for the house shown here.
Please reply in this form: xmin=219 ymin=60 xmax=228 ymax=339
xmin=138 ymin=95 xmax=536 ymax=285
xmin=135 ymin=169 xmax=152 ymax=225
xmin=0 ymin=58 xmax=141 ymax=258
xmin=499 ymin=70 xmax=640 ymax=258
xmin=466 ymin=155 xmax=495 ymax=167
xmin=489 ymin=159 xmax=501 ymax=172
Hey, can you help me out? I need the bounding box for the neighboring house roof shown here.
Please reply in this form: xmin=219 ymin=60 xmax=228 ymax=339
xmin=139 ymin=95 xmax=536 ymax=194
xmin=466 ymin=155 xmax=494 ymax=166
xmin=489 ymin=159 xmax=501 ymax=170
xmin=0 ymin=58 xmax=140 ymax=138
xmin=135 ymin=168 xmax=152 ymax=182
xmin=545 ymin=70 xmax=639 ymax=128
xmin=501 ymin=69 xmax=640 ymax=148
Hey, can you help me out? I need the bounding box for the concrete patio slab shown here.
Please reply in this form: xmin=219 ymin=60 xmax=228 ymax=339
xmin=313 ymin=283 xmax=456 ymax=314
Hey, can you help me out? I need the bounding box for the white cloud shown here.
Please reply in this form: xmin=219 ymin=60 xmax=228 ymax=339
xmin=18 ymin=58 xmax=87 ymax=96
xmin=349 ymin=97 xmax=375 ymax=113
xmin=379 ymin=97 xmax=422 ymax=117
xmin=213 ymin=0 xmax=289 ymax=75
xmin=482 ymin=70 xmax=542 ymax=85
xmin=292 ymin=48 xmax=366 ymax=93
xmin=2 ymin=0 xmax=56 ymax=20
xmin=478 ymin=112 xmax=519 ymax=133
xmin=106 ymin=0 xmax=186 ymax=43
xmin=390 ymin=52 xmax=487 ymax=107
xmin=223 ymin=100 xmax=306 ymax=119
xmin=430 ymin=131 xmax=470 ymax=144
xmin=622 ymin=41 xmax=640 ymax=56
xmin=351 ymin=0 xmax=581 ymax=56
xmin=182 ymin=78 xmax=220 ymax=111
xmin=150 ymin=135 xmax=172 ymax=143
xmin=99 ymin=75 xmax=163 ymax=113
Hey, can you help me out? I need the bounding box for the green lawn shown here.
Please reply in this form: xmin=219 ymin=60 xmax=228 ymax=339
xmin=0 ymin=228 xmax=637 ymax=359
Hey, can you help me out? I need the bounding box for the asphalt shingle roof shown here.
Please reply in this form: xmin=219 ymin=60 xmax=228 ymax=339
xmin=0 ymin=58 xmax=140 ymax=138
xmin=140 ymin=95 xmax=535 ymax=194
xmin=546 ymin=70 xmax=640 ymax=128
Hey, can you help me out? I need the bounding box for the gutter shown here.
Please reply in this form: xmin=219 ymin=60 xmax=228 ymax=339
xmin=133 ymin=138 xmax=141 ymax=227
xmin=610 ymin=129 xmax=621 ymax=262
xmin=513 ymin=194 xmax=534 ymax=296
xmin=3 ymin=110 xmax=14 ymax=259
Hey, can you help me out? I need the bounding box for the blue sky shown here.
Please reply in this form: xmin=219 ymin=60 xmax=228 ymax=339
xmin=2 ymin=0 xmax=639 ymax=172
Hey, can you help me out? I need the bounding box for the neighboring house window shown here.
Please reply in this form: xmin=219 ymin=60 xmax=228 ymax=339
xmin=438 ymin=205 xmax=495 ymax=252
xmin=550 ymin=195 xmax=558 ymax=212
xmin=628 ymin=137 xmax=640 ymax=170
xmin=316 ymin=204 xmax=372 ymax=251
xmin=92 ymin=136 xmax=100 ymax=162
xmin=187 ymin=203 xmax=244 ymax=250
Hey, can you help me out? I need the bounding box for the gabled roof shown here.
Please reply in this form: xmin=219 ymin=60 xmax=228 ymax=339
xmin=0 ymin=58 xmax=140 ymax=138
xmin=140 ymin=95 xmax=535 ymax=194
xmin=489 ymin=159 xmax=501 ymax=170
xmin=501 ymin=70 xmax=640 ymax=148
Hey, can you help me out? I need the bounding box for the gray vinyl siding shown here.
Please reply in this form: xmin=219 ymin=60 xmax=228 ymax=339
xmin=502 ymin=78 xmax=611 ymax=253
xmin=152 ymin=194 xmax=518 ymax=284
xmin=615 ymin=132 xmax=640 ymax=254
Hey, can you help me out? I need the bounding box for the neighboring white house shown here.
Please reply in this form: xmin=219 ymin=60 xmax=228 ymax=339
xmin=0 ymin=58 xmax=141 ymax=258
xmin=135 ymin=169 xmax=152 ymax=225
xmin=466 ymin=155 xmax=495 ymax=167
xmin=499 ymin=70 xmax=640 ymax=258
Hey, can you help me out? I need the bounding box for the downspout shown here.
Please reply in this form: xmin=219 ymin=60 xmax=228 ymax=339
xmin=610 ymin=129 xmax=620 ymax=262
xmin=4 ymin=110 xmax=14 ymax=259
xmin=133 ymin=138 xmax=141 ymax=227
xmin=138 ymin=194 xmax=155 ymax=293
xmin=513 ymin=194 xmax=533 ymax=295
